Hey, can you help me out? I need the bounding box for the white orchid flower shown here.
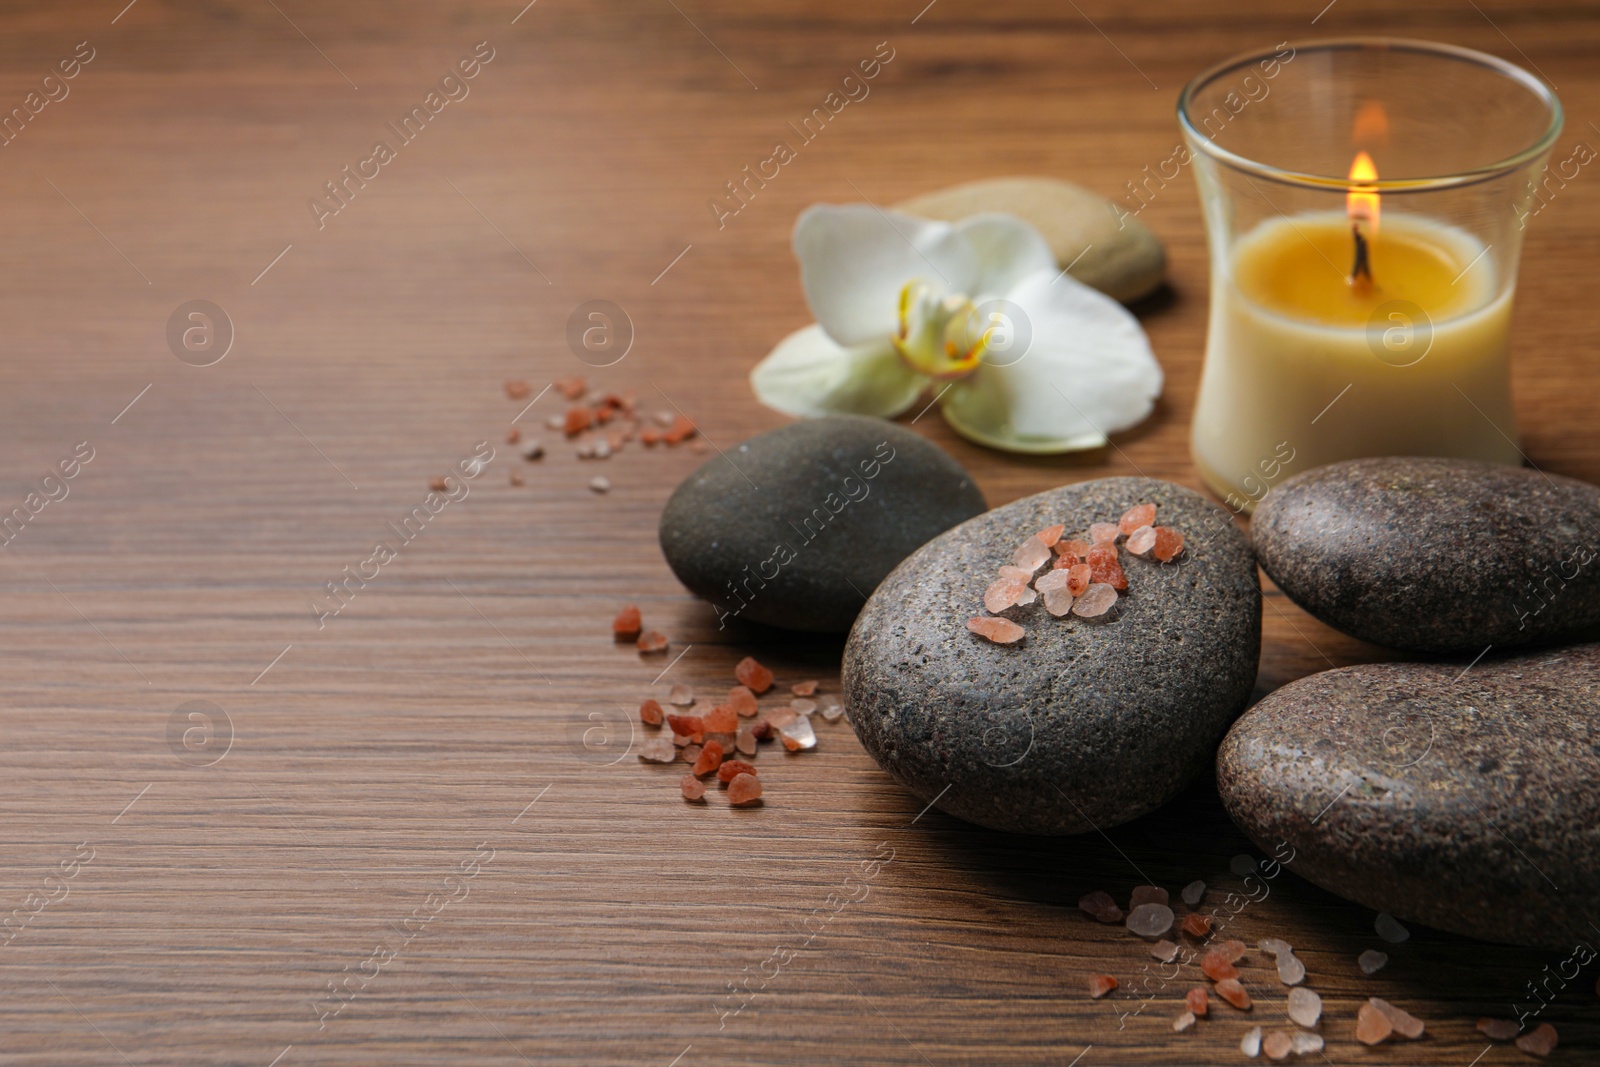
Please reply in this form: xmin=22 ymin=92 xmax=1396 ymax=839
xmin=750 ymin=203 xmax=1163 ymax=453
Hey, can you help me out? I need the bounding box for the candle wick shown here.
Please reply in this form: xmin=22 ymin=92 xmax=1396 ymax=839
xmin=1350 ymin=224 xmax=1374 ymax=289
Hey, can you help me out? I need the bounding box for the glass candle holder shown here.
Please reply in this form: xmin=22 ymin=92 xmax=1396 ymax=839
xmin=1178 ymin=38 xmax=1562 ymax=512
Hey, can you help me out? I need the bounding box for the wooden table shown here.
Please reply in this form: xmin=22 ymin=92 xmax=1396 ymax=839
xmin=0 ymin=1 xmax=1594 ymax=1063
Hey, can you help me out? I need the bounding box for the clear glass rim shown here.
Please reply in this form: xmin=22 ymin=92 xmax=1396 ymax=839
xmin=1177 ymin=36 xmax=1563 ymax=192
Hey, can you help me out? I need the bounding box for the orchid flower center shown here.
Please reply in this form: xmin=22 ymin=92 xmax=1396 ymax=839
xmin=892 ymin=280 xmax=999 ymax=380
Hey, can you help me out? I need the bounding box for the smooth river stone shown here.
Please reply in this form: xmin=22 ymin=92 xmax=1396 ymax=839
xmin=843 ymin=478 xmax=1260 ymax=834
xmin=1217 ymin=645 xmax=1600 ymax=949
xmin=896 ymin=177 xmax=1166 ymax=304
xmin=1253 ymin=457 xmax=1600 ymax=654
xmin=659 ymin=416 xmax=985 ymax=633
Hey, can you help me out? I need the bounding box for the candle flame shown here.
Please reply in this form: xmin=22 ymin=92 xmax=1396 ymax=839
xmin=1347 ymin=151 xmax=1380 ymax=236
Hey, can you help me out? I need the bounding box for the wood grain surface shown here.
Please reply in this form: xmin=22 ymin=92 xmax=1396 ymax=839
xmin=0 ymin=0 xmax=1596 ymax=1063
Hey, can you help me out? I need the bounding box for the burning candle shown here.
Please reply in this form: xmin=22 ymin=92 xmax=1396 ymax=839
xmin=1178 ymin=39 xmax=1562 ymax=511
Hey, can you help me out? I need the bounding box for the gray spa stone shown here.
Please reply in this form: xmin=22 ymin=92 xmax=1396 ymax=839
xmin=658 ymin=416 xmax=985 ymax=633
xmin=1252 ymin=457 xmax=1600 ymax=654
xmin=897 ymin=176 xmax=1166 ymax=304
xmin=843 ymin=477 xmax=1260 ymax=835
xmin=1217 ymin=645 xmax=1600 ymax=949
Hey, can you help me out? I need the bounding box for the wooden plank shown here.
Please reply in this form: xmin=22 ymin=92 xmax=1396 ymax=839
xmin=0 ymin=0 xmax=1594 ymax=1062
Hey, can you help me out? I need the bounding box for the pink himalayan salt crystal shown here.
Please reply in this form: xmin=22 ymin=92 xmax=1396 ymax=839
xmin=791 ymin=698 xmax=817 ymax=716
xmin=983 ymin=576 xmax=1029 ymax=613
xmin=779 ymin=716 xmax=816 ymax=751
xmin=1086 ymin=543 xmax=1127 ymax=590
xmin=1087 ymin=974 xmax=1118 ymax=999
xmin=1286 ymin=987 xmax=1321 ymax=1028
xmin=1119 ymin=502 xmax=1156 ymax=535
xmin=1153 ymin=525 xmax=1185 ymax=562
xmin=1012 ymin=536 xmax=1052 ymax=573
xmin=1035 ymin=570 xmax=1075 ymax=617
xmin=667 ymin=684 xmax=695 ymax=706
xmin=1035 ymin=524 xmax=1065 ymax=547
xmin=681 ymin=774 xmax=706 ymax=801
xmin=636 ymin=630 xmax=669 ymax=653
xmin=1065 ymin=563 xmax=1092 ymax=596
xmin=1516 ymin=1023 xmax=1558 ymax=1057
xmin=1371 ymin=997 xmax=1424 ymax=1039
xmin=735 ymin=726 xmax=758 ymax=756
xmin=1214 ymin=978 xmax=1251 ymax=1010
xmin=1262 ymin=1030 xmax=1291 ymax=1061
xmin=1071 ymin=583 xmax=1118 ymax=618
xmin=1240 ymin=1026 xmax=1262 ymax=1057
xmin=764 ymin=707 xmax=798 ymax=732
xmin=791 ymin=679 xmax=818 ymax=696
xmin=998 ymin=564 xmax=1035 ymax=582
xmin=1013 ymin=585 xmax=1038 ymax=607
xmin=1129 ymin=885 xmax=1168 ymax=909
xmin=728 ymin=686 xmax=760 ymax=716
xmin=1172 ymin=1010 xmax=1195 ymax=1033
xmin=1077 ymin=890 xmax=1123 ymax=924
xmin=1125 ymin=903 xmax=1173 ymax=938
xmin=1088 ymin=522 xmax=1120 ymax=544
xmin=1149 ymin=939 xmax=1178 ymax=963
xmin=679 ymin=744 xmax=702 ymax=765
xmin=1055 ymin=538 xmax=1092 ymax=562
xmin=1126 ymin=524 xmax=1158 ymax=558
xmin=1477 ymin=1018 xmax=1519 ymax=1041
xmin=967 ymin=616 xmax=1025 ymax=644
xmin=727 ymin=772 xmax=763 ymax=806
xmin=1355 ymin=1000 xmax=1393 ymax=1045
xmin=1214 ymin=939 xmax=1248 ymax=963
xmin=639 ymin=738 xmax=676 ymax=763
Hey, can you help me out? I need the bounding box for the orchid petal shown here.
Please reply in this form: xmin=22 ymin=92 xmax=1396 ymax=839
xmin=938 ymin=270 xmax=1163 ymax=453
xmin=750 ymin=324 xmax=927 ymax=419
xmin=793 ymin=204 xmax=977 ymax=348
xmin=952 ymin=213 xmax=1056 ymax=300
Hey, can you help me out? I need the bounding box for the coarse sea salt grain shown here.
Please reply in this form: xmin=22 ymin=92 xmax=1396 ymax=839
xmin=1374 ymin=912 xmax=1411 ymax=943
xmin=1262 ymin=1030 xmax=1291 ymax=1061
xmin=1240 ymin=1026 xmax=1262 ymax=1058
xmin=818 ymin=695 xmax=845 ymax=722
xmin=1150 ymin=939 xmax=1178 ymax=963
xmin=779 ymin=717 xmax=816 ymax=751
xmin=1358 ymin=948 xmax=1389 ymax=975
xmin=1289 ymin=1031 xmax=1323 ymax=1055
xmin=1276 ymin=953 xmax=1306 ymax=986
xmin=668 ymin=684 xmax=695 ymax=706
xmin=1182 ymin=879 xmax=1206 ymax=906
xmin=1173 ymin=1010 xmax=1195 ymax=1032
xmin=1129 ymin=885 xmax=1169 ymax=909
xmin=1258 ymin=937 xmax=1291 ymax=958
xmin=1287 ymin=987 xmax=1321 ymax=1028
xmin=1125 ymin=903 xmax=1174 ymax=939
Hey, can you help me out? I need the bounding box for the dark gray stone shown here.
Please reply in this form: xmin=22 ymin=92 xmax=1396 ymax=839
xmin=658 ymin=416 xmax=985 ymax=633
xmin=1217 ymin=646 xmax=1600 ymax=949
xmin=843 ymin=477 xmax=1260 ymax=835
xmin=1253 ymin=457 xmax=1600 ymax=654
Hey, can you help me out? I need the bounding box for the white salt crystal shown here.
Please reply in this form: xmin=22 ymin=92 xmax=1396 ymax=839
xmin=1375 ymin=912 xmax=1410 ymax=943
xmin=1240 ymin=1026 xmax=1262 ymax=1057
xmin=1287 ymin=987 xmax=1321 ymax=1028
xmin=1358 ymin=948 xmax=1389 ymax=975
xmin=1125 ymin=903 xmax=1173 ymax=938
xmin=1182 ymin=880 xmax=1206 ymax=906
